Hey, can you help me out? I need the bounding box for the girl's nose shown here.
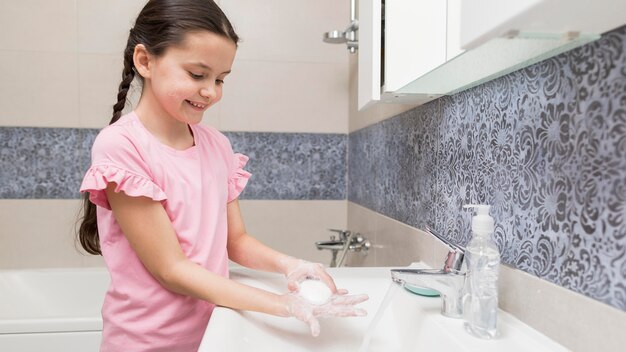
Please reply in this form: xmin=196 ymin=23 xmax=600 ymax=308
xmin=200 ymin=84 xmax=216 ymax=100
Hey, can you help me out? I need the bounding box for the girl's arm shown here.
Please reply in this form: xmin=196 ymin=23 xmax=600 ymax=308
xmin=105 ymin=183 xmax=367 ymax=336
xmin=225 ymin=199 xmax=339 ymax=293
xmin=105 ymin=183 xmax=286 ymax=316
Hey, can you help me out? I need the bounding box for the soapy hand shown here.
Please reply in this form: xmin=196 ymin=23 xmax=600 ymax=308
xmin=283 ymin=258 xmax=347 ymax=295
xmin=284 ymin=291 xmax=369 ymax=337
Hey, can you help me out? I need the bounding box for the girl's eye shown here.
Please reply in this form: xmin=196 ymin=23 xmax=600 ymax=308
xmin=189 ymin=72 xmax=204 ymax=80
xmin=216 ymin=79 xmax=225 ymax=85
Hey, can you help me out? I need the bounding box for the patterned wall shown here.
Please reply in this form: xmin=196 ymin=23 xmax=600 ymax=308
xmin=228 ymin=132 xmax=346 ymax=200
xmin=0 ymin=128 xmax=346 ymax=200
xmin=349 ymin=25 xmax=626 ymax=310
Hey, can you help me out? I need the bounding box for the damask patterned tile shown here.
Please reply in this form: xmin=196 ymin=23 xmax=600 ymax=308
xmin=348 ymin=123 xmax=383 ymax=209
xmin=225 ymin=132 xmax=346 ymax=200
xmin=0 ymin=127 xmax=90 ymax=199
xmin=348 ymin=25 xmax=626 ymax=311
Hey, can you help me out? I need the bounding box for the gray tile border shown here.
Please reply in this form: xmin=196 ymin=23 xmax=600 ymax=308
xmin=0 ymin=128 xmax=346 ymax=201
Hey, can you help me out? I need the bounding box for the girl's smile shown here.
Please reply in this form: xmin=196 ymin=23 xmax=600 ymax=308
xmin=135 ymin=30 xmax=237 ymax=130
xmin=186 ymin=100 xmax=208 ymax=110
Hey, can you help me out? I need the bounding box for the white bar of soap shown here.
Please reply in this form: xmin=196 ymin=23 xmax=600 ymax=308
xmin=299 ymin=280 xmax=332 ymax=305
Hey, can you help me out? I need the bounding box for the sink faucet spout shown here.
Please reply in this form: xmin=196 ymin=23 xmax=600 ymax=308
xmin=391 ymin=268 xmax=466 ymax=318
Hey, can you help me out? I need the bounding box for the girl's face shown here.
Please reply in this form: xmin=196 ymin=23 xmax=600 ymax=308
xmin=145 ymin=31 xmax=237 ymax=125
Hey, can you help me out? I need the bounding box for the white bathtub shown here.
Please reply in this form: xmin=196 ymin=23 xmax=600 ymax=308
xmin=0 ymin=267 xmax=109 ymax=352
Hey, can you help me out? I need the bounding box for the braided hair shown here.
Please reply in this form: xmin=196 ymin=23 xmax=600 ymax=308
xmin=78 ymin=0 xmax=239 ymax=255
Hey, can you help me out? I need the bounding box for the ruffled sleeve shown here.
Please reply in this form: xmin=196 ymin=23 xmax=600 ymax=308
xmin=227 ymin=153 xmax=251 ymax=203
xmin=80 ymin=164 xmax=167 ymax=210
xmin=79 ymin=125 xmax=167 ymax=210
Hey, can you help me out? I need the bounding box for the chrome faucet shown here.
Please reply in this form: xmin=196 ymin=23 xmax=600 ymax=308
xmin=316 ymin=229 xmax=370 ymax=267
xmin=390 ymin=227 xmax=466 ymax=318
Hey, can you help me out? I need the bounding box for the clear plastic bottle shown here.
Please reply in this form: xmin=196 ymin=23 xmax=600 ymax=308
xmin=463 ymin=204 xmax=500 ymax=339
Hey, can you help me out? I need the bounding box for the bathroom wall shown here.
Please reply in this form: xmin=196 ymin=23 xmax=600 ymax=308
xmin=348 ymin=25 xmax=626 ymax=312
xmin=0 ymin=0 xmax=350 ymax=268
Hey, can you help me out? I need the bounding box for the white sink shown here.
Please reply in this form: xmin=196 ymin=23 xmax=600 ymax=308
xmin=199 ymin=265 xmax=567 ymax=352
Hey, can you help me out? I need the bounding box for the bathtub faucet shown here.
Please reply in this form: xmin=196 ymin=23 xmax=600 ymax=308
xmin=315 ymin=229 xmax=370 ymax=267
xmin=390 ymin=227 xmax=466 ymax=318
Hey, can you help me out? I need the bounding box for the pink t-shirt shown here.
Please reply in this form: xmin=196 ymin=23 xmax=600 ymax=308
xmin=80 ymin=112 xmax=250 ymax=352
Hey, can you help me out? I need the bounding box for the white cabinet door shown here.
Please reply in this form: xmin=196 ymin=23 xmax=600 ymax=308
xmin=357 ymin=0 xmax=381 ymax=111
xmin=446 ymin=0 xmax=465 ymax=60
xmin=384 ymin=0 xmax=446 ymax=92
xmin=358 ymin=0 xmax=447 ymax=110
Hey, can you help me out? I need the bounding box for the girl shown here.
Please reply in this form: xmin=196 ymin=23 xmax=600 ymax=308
xmin=77 ymin=1 xmax=367 ymax=351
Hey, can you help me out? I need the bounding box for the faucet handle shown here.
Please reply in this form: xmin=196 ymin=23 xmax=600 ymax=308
xmin=425 ymin=226 xmax=465 ymax=272
xmin=443 ymin=250 xmax=465 ymax=273
xmin=328 ymin=229 xmax=350 ymax=240
xmin=425 ymin=226 xmax=465 ymax=254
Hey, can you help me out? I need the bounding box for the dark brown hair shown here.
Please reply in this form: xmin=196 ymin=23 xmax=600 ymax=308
xmin=77 ymin=0 xmax=239 ymax=255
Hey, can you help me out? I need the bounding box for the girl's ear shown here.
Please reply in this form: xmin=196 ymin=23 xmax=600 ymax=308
xmin=133 ymin=44 xmax=152 ymax=79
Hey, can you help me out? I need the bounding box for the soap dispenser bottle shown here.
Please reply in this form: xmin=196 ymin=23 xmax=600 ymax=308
xmin=463 ymin=204 xmax=500 ymax=339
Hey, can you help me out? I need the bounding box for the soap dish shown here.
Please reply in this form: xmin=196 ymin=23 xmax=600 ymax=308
xmin=404 ymin=284 xmax=440 ymax=297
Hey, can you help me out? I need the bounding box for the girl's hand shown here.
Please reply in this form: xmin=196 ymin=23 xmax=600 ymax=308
xmin=283 ymin=292 xmax=369 ymax=336
xmin=282 ymin=258 xmax=346 ymax=294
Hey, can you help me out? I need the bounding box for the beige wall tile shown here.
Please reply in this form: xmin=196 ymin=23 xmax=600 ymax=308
xmin=0 ymin=200 xmax=94 ymax=269
xmin=500 ymin=265 xmax=626 ymax=352
xmin=219 ymin=60 xmax=348 ymax=133
xmin=78 ymin=53 xmax=125 ymax=128
xmin=346 ymin=202 xmax=448 ymax=267
xmin=77 ymin=0 xmax=146 ymax=54
xmin=217 ymin=0 xmax=350 ymax=133
xmin=238 ymin=200 xmax=347 ymax=266
xmin=219 ymin=0 xmax=349 ymax=64
xmin=0 ymin=0 xmax=77 ymax=53
xmin=0 ymin=51 xmax=80 ymax=127
xmin=345 ymin=202 xmax=377 ymax=267
xmin=78 ymin=54 xmax=142 ymax=128
xmin=0 ymin=200 xmax=344 ymax=269
xmin=376 ymin=213 xmax=428 ymax=267
xmin=2 ymin=0 xmax=350 ymax=132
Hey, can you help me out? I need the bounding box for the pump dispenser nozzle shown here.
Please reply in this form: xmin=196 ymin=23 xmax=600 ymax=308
xmin=463 ymin=204 xmax=494 ymax=235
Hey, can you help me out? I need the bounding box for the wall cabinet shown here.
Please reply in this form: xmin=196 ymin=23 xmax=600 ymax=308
xmin=358 ymin=0 xmax=626 ymax=111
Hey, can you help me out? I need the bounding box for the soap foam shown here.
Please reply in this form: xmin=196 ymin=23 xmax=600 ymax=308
xmin=299 ymin=280 xmax=332 ymax=305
